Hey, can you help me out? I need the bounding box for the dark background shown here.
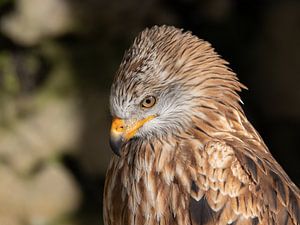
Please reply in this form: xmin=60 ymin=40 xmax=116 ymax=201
xmin=0 ymin=0 xmax=299 ymax=224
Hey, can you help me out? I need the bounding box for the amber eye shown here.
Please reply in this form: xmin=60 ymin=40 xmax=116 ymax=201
xmin=141 ymin=96 xmax=156 ymax=108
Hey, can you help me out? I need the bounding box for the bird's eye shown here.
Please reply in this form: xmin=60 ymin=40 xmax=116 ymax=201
xmin=141 ymin=96 xmax=156 ymax=108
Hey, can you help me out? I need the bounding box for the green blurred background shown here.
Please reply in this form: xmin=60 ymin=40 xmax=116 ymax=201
xmin=0 ymin=0 xmax=299 ymax=224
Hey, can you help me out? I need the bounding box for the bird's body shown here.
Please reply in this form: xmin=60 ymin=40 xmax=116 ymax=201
xmin=104 ymin=26 xmax=300 ymax=225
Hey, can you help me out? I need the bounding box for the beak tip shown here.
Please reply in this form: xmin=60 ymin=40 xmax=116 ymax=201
xmin=109 ymin=135 xmax=122 ymax=157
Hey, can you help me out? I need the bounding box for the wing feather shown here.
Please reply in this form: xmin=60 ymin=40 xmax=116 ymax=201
xmin=189 ymin=140 xmax=300 ymax=225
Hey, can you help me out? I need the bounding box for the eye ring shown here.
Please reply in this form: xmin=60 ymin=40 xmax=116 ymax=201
xmin=141 ymin=96 xmax=156 ymax=108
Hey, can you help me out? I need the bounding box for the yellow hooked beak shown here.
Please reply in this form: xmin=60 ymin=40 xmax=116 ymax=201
xmin=109 ymin=115 xmax=156 ymax=156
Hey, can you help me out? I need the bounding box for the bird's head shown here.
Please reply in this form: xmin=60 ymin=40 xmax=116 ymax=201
xmin=109 ymin=25 xmax=245 ymax=156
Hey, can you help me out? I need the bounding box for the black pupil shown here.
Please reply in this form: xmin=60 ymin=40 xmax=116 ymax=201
xmin=145 ymin=99 xmax=151 ymax=104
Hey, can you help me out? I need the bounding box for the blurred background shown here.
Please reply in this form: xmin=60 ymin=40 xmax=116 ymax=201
xmin=0 ymin=0 xmax=299 ymax=224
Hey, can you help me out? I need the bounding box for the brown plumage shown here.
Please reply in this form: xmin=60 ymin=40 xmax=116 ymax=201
xmin=104 ymin=25 xmax=300 ymax=225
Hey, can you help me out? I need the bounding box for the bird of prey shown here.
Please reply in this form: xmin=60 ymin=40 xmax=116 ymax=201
xmin=104 ymin=25 xmax=300 ymax=225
